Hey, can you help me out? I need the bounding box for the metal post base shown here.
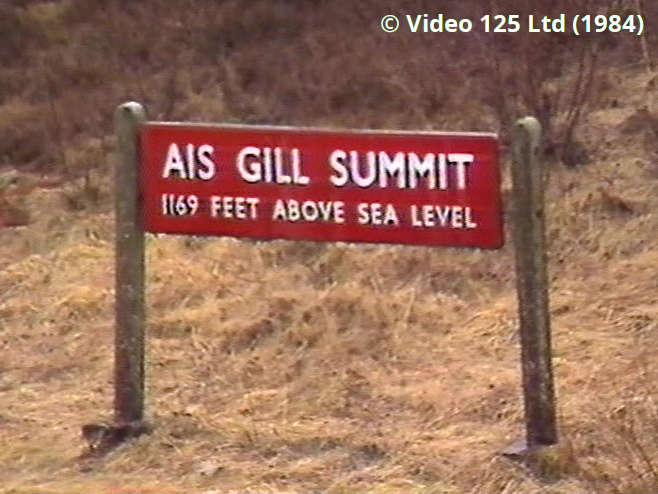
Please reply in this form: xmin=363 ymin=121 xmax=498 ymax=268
xmin=501 ymin=438 xmax=571 ymax=480
xmin=80 ymin=421 xmax=151 ymax=457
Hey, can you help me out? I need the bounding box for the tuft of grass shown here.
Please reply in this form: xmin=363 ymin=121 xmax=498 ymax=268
xmin=1 ymin=2 xmax=658 ymax=493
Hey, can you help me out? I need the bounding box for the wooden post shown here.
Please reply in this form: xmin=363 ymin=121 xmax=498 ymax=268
xmin=114 ymin=102 xmax=147 ymax=425
xmin=508 ymin=117 xmax=558 ymax=452
xmin=636 ymin=0 xmax=653 ymax=73
xmin=80 ymin=103 xmax=150 ymax=456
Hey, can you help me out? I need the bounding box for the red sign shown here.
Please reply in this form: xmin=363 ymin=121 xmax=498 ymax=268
xmin=139 ymin=123 xmax=502 ymax=248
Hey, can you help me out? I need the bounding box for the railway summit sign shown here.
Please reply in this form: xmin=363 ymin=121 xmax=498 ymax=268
xmin=140 ymin=123 xmax=502 ymax=248
xmin=98 ymin=102 xmax=556 ymax=462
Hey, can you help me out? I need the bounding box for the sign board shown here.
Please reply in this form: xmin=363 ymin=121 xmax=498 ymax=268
xmin=140 ymin=123 xmax=502 ymax=248
xmin=101 ymin=103 xmax=555 ymax=458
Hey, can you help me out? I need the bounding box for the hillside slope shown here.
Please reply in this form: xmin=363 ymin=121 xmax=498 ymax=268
xmin=1 ymin=1 xmax=658 ymax=493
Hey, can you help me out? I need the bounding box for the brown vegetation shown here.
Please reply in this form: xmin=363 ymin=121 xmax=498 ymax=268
xmin=1 ymin=1 xmax=658 ymax=493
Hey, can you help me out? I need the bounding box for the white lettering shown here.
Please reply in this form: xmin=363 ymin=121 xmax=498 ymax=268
xmin=465 ymin=207 xmax=477 ymax=228
xmin=451 ymin=206 xmax=464 ymax=228
xmin=357 ymin=203 xmax=370 ymax=224
xmin=528 ymin=14 xmax=540 ymax=32
xmin=291 ymin=149 xmax=309 ymax=185
xmin=237 ymin=146 xmax=309 ymax=185
xmin=384 ymin=203 xmax=399 ymax=225
xmin=288 ymin=198 xmax=300 ymax=221
xmin=263 ymin=147 xmax=273 ymax=183
xmin=408 ymin=153 xmax=435 ymax=189
xmin=357 ymin=202 xmax=399 ymax=226
xmin=328 ymin=150 xmax=474 ymax=190
xmin=197 ymin=144 xmax=216 ymax=180
xmin=409 ymin=204 xmax=477 ymax=229
xmin=162 ymin=143 xmax=187 ymax=179
xmin=271 ymin=199 xmax=345 ymax=223
xmin=406 ymin=14 xmax=422 ymax=32
xmin=185 ymin=144 xmax=195 ymax=179
xmin=236 ymin=146 xmax=262 ymax=183
xmin=273 ymin=147 xmax=290 ymax=184
xmin=410 ymin=205 xmax=422 ymax=227
xmin=406 ymin=14 xmax=472 ymax=33
xmin=272 ymin=198 xmax=287 ymax=221
xmin=438 ymin=153 xmax=448 ymax=190
xmin=351 ymin=151 xmax=377 ymax=188
xmin=422 ymin=205 xmax=435 ymax=227
xmin=436 ymin=206 xmax=451 ymax=226
xmin=210 ymin=196 xmax=259 ymax=220
xmin=378 ymin=151 xmax=406 ymax=188
xmin=329 ymin=150 xmax=349 ymax=187
xmin=449 ymin=153 xmax=474 ymax=190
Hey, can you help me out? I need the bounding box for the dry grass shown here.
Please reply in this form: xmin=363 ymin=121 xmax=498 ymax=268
xmin=3 ymin=69 xmax=658 ymax=490
xmin=2 ymin=1 xmax=658 ymax=493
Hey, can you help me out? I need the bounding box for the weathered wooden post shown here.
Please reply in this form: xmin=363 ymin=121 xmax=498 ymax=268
xmin=81 ymin=102 xmax=150 ymax=454
xmin=114 ymin=102 xmax=147 ymax=426
xmin=506 ymin=116 xmax=558 ymax=455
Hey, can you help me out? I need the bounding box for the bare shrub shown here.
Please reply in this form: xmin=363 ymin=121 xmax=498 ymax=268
xmin=477 ymin=0 xmax=603 ymax=167
xmin=0 ymin=100 xmax=50 ymax=166
xmin=581 ymin=394 xmax=658 ymax=493
xmin=0 ymin=7 xmax=27 ymax=71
